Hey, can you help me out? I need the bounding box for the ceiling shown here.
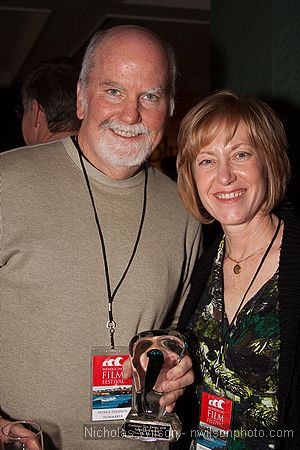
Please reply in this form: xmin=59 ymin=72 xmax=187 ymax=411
xmin=0 ymin=0 xmax=210 ymax=116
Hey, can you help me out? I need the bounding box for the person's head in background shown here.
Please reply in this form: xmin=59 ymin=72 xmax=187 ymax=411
xmin=20 ymin=56 xmax=82 ymax=145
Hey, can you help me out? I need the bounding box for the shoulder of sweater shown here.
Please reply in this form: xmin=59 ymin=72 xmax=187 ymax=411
xmin=146 ymin=165 xmax=201 ymax=233
xmin=147 ymin=163 xmax=177 ymax=189
xmin=277 ymin=206 xmax=300 ymax=226
xmin=0 ymin=139 xmax=64 ymax=163
xmin=147 ymin=164 xmax=184 ymax=203
xmin=177 ymin=233 xmax=222 ymax=331
xmin=191 ymin=234 xmax=222 ymax=280
xmin=277 ymin=209 xmax=300 ymax=276
xmin=277 ymin=208 xmax=300 ymax=256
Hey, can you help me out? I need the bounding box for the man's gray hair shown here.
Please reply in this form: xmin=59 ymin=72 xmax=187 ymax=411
xmin=78 ymin=27 xmax=177 ymax=116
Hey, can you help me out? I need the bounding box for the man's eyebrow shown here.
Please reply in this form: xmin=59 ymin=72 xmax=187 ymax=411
xmin=100 ymin=80 xmax=125 ymax=90
xmin=143 ymin=87 xmax=167 ymax=95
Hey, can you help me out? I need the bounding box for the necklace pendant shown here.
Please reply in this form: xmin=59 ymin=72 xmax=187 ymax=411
xmin=233 ymin=264 xmax=241 ymax=275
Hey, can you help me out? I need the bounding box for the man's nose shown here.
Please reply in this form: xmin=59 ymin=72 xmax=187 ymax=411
xmin=119 ymin=98 xmax=142 ymax=124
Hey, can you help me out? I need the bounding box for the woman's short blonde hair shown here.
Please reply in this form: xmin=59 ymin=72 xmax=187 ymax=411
xmin=177 ymin=90 xmax=290 ymax=223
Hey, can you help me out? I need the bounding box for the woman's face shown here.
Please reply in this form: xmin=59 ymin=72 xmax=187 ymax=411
xmin=193 ymin=121 xmax=268 ymax=226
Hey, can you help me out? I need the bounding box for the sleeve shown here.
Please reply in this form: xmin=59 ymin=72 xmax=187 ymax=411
xmin=163 ymin=213 xmax=203 ymax=329
xmin=0 ymin=154 xmax=3 ymax=267
xmin=177 ymin=235 xmax=222 ymax=333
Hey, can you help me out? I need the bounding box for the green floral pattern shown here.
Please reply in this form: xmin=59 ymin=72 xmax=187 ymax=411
xmin=188 ymin=240 xmax=280 ymax=449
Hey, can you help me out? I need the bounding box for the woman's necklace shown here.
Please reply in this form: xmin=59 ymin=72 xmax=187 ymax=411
xmin=227 ymin=246 xmax=266 ymax=274
xmin=226 ymin=222 xmax=281 ymax=275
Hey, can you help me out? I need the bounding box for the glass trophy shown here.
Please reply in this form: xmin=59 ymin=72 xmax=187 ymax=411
xmin=121 ymin=329 xmax=187 ymax=442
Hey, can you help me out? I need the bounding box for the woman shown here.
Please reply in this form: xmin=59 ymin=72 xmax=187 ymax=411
xmin=176 ymin=91 xmax=300 ymax=449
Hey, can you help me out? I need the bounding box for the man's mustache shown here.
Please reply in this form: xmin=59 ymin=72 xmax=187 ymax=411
xmin=99 ymin=120 xmax=150 ymax=136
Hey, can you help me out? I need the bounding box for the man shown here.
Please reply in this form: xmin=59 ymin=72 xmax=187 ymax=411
xmin=0 ymin=25 xmax=201 ymax=449
xmin=19 ymin=57 xmax=81 ymax=144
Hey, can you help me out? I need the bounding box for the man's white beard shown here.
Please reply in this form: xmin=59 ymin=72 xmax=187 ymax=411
xmin=96 ymin=120 xmax=153 ymax=167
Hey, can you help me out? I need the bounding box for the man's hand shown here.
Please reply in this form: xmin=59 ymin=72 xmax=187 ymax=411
xmin=123 ymin=354 xmax=194 ymax=413
xmin=159 ymin=354 xmax=194 ymax=412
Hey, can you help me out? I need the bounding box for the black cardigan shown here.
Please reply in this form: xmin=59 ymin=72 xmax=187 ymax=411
xmin=177 ymin=210 xmax=300 ymax=449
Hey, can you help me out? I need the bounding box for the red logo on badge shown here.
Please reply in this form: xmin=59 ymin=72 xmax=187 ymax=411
xmin=93 ymin=355 xmax=131 ymax=387
xmin=102 ymin=356 xmax=124 ymax=367
xmin=200 ymin=392 xmax=232 ymax=431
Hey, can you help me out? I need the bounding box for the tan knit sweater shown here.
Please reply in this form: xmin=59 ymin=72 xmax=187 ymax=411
xmin=0 ymin=137 xmax=201 ymax=449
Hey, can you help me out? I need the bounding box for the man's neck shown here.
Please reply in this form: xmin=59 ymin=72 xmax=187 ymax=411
xmin=92 ymin=162 xmax=141 ymax=180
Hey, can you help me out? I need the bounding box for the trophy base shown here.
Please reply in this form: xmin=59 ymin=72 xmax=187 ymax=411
xmin=121 ymin=411 xmax=182 ymax=442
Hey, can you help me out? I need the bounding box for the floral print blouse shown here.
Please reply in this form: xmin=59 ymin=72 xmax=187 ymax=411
xmin=187 ymin=239 xmax=280 ymax=449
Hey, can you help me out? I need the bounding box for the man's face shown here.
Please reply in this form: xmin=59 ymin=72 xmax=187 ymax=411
xmin=77 ymin=30 xmax=170 ymax=175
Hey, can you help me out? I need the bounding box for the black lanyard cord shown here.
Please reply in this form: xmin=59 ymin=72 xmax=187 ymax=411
xmin=220 ymin=218 xmax=282 ymax=354
xmin=73 ymin=137 xmax=148 ymax=348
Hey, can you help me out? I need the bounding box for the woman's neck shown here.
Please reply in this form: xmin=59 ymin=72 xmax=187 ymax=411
xmin=223 ymin=213 xmax=279 ymax=260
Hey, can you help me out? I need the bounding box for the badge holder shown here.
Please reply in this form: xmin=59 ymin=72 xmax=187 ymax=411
xmin=195 ymin=392 xmax=233 ymax=449
xmin=91 ymin=346 xmax=132 ymax=422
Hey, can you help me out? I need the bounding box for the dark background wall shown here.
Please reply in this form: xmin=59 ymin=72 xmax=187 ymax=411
xmin=0 ymin=86 xmax=24 ymax=150
xmin=211 ymin=0 xmax=300 ymax=213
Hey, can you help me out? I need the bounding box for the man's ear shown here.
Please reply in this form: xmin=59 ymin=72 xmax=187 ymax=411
xmin=77 ymin=82 xmax=85 ymax=120
xmin=31 ymin=98 xmax=42 ymax=128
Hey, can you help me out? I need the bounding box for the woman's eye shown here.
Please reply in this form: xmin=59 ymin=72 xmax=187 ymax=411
xmin=235 ymin=151 xmax=251 ymax=160
xmin=197 ymin=159 xmax=212 ymax=166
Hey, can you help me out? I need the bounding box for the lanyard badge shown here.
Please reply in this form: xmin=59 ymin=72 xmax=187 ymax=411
xmin=91 ymin=346 xmax=132 ymax=422
xmin=196 ymin=392 xmax=233 ymax=449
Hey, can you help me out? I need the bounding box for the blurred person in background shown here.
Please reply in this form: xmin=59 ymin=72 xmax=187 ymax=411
xmin=17 ymin=56 xmax=81 ymax=145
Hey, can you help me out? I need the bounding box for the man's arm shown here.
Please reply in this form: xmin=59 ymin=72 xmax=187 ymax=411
xmin=164 ymin=214 xmax=203 ymax=329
